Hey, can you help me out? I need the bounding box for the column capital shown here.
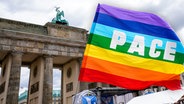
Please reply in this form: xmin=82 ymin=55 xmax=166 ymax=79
xmin=77 ymin=57 xmax=83 ymax=65
xmin=10 ymin=51 xmax=23 ymax=56
xmin=42 ymin=54 xmax=54 ymax=58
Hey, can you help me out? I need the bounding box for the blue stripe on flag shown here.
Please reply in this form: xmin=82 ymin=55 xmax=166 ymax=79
xmin=94 ymin=12 xmax=180 ymax=41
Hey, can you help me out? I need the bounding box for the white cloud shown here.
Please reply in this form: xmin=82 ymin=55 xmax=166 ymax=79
xmin=20 ymin=67 xmax=30 ymax=88
xmin=53 ymin=69 xmax=61 ymax=89
xmin=0 ymin=0 xmax=183 ymax=31
xmin=177 ymin=28 xmax=184 ymax=44
xmin=156 ymin=0 xmax=184 ymax=31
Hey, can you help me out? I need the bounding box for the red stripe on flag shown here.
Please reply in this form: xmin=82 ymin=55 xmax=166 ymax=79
xmin=79 ymin=68 xmax=181 ymax=90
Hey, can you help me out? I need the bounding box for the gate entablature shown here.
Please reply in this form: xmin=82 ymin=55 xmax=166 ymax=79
xmin=0 ymin=18 xmax=87 ymax=66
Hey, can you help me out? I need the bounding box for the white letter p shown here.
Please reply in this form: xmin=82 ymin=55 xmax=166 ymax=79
xmin=110 ymin=30 xmax=126 ymax=49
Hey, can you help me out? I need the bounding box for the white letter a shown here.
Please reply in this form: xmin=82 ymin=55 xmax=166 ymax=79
xmin=128 ymin=35 xmax=145 ymax=56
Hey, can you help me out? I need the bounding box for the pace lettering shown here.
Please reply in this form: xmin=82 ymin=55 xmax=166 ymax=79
xmin=110 ymin=30 xmax=176 ymax=61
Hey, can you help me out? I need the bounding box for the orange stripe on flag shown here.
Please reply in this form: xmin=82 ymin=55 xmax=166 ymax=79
xmin=82 ymin=56 xmax=180 ymax=81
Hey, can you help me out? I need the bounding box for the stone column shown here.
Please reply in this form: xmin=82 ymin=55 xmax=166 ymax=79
xmin=42 ymin=55 xmax=53 ymax=104
xmin=6 ymin=52 xmax=22 ymax=104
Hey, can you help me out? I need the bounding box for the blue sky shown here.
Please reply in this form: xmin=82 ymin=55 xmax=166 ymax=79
xmin=0 ymin=0 xmax=184 ymax=93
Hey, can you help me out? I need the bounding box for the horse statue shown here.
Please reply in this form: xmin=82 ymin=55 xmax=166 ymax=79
xmin=52 ymin=7 xmax=69 ymax=25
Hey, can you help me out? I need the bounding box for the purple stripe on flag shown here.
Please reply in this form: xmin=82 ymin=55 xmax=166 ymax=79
xmin=97 ymin=4 xmax=172 ymax=29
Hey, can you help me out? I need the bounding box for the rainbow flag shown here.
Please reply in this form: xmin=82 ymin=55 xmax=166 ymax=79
xmin=79 ymin=4 xmax=184 ymax=90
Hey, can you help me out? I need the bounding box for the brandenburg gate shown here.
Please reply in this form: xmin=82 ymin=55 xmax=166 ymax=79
xmin=0 ymin=18 xmax=89 ymax=104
